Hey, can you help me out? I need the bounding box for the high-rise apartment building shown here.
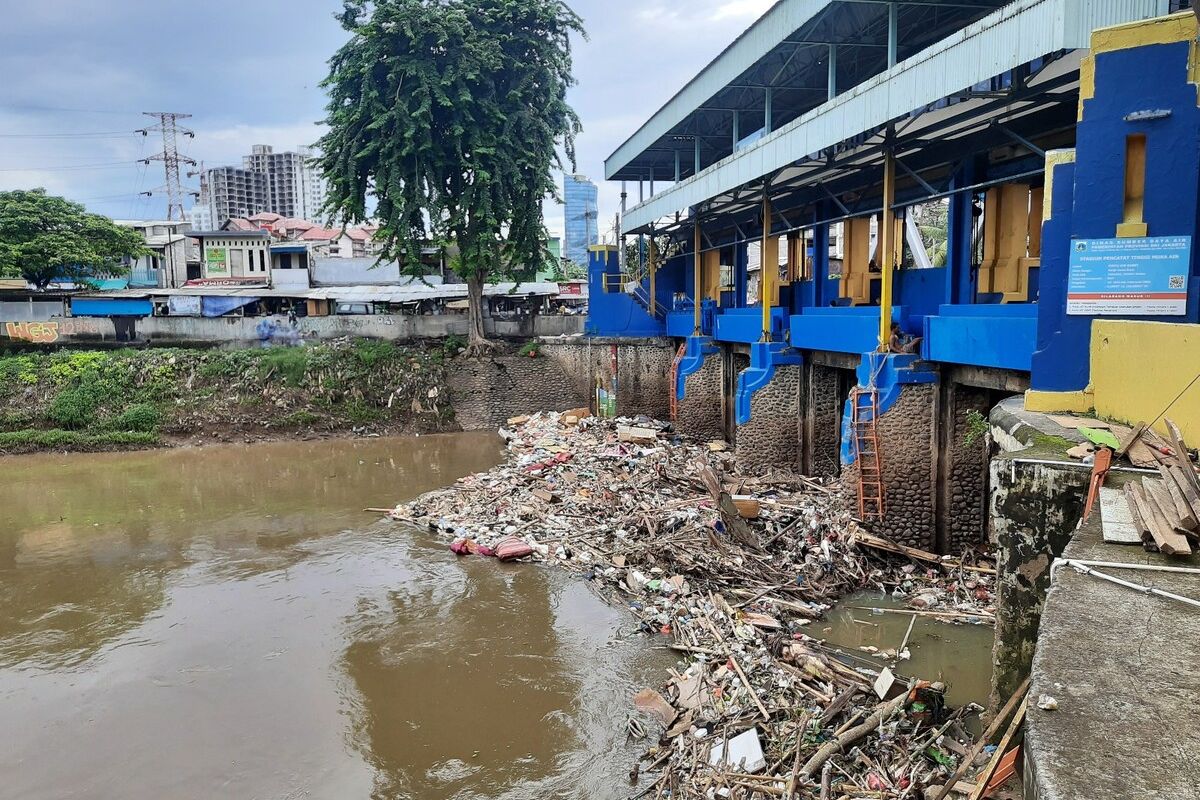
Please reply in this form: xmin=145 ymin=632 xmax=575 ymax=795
xmin=203 ymin=145 xmax=327 ymax=227
xmin=563 ymin=173 xmax=598 ymax=268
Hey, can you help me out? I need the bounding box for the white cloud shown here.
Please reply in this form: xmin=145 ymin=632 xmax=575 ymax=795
xmin=193 ymin=121 xmax=328 ymax=167
xmin=710 ymin=0 xmax=776 ymax=21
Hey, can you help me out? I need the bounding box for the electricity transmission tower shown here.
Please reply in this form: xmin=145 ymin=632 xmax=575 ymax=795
xmin=139 ymin=112 xmax=197 ymax=220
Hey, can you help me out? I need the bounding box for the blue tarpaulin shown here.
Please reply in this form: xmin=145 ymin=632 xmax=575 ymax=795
xmin=201 ymin=296 xmax=260 ymax=317
xmin=70 ymin=297 xmax=153 ymax=317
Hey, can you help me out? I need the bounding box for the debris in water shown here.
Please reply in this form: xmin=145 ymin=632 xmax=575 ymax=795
xmin=391 ymin=411 xmax=1000 ymax=796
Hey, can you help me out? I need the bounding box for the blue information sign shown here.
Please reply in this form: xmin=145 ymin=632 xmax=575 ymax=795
xmin=1067 ymin=235 xmax=1191 ymax=316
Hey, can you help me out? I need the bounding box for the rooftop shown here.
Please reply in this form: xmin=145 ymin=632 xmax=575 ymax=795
xmin=188 ymin=230 xmax=272 ymax=240
xmin=617 ymin=0 xmax=1165 ymax=235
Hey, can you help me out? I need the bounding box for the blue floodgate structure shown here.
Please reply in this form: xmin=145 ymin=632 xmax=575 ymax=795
xmin=588 ymin=0 xmax=1200 ymax=553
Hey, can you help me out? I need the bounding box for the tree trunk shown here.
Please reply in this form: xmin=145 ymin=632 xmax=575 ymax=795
xmin=465 ymin=271 xmax=493 ymax=354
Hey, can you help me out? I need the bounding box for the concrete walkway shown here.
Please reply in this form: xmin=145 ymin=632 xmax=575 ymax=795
xmin=1025 ymin=489 xmax=1200 ymax=800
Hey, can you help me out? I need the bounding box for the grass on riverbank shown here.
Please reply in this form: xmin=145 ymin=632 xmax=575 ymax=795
xmin=0 ymin=338 xmax=465 ymax=454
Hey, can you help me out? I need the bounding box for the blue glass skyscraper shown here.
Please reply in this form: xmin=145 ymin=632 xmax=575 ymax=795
xmin=563 ymin=174 xmax=598 ymax=268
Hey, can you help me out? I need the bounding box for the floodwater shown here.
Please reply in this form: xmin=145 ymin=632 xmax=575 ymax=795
xmin=818 ymin=591 xmax=995 ymax=708
xmin=0 ymin=434 xmax=672 ymax=800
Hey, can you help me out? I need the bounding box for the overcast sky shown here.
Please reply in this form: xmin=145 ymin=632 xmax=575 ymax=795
xmin=0 ymin=0 xmax=775 ymax=237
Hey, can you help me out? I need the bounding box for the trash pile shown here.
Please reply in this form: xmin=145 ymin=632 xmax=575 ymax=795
xmin=392 ymin=411 xmax=1000 ymax=798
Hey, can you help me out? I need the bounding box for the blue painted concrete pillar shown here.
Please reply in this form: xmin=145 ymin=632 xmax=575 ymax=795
xmin=947 ymin=160 xmax=977 ymax=305
xmin=734 ymin=242 xmax=749 ymax=308
xmin=813 ymin=217 xmax=834 ymax=308
xmin=1030 ymin=157 xmax=1084 ymax=391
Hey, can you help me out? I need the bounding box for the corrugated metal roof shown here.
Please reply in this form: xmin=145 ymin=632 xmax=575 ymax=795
xmin=621 ymin=0 xmax=1166 ymax=232
xmin=606 ymin=0 xmax=1015 ymax=181
xmin=606 ymin=0 xmax=821 ymax=178
xmin=78 ymin=281 xmax=563 ymax=304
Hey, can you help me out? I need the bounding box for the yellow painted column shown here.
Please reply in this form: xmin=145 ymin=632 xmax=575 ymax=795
xmin=761 ymin=191 xmax=773 ymax=341
xmin=693 ymin=219 xmax=702 ymax=334
xmin=878 ymin=152 xmax=896 ymax=350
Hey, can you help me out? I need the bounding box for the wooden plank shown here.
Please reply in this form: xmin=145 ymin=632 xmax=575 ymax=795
xmin=1159 ymin=466 xmax=1198 ymax=530
xmin=1124 ymin=482 xmax=1152 ymax=547
xmin=1100 ymin=486 xmax=1141 ymax=545
xmin=932 ymin=677 xmax=1029 ymax=800
xmin=1168 ymin=465 xmax=1200 ymax=519
xmin=1127 ymin=438 xmax=1160 ymax=469
xmin=1115 ymin=421 xmax=1149 ymax=458
xmin=1139 ymin=478 xmax=1194 ymax=556
xmin=967 ymin=698 xmax=1028 ymax=800
xmin=1144 ymin=477 xmax=1184 ymax=530
xmin=1164 ymin=418 xmax=1200 ymax=494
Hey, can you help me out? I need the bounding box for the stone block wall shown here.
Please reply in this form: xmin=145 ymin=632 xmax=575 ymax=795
xmin=448 ymin=355 xmax=587 ymax=430
xmin=615 ymin=342 xmax=675 ymax=420
xmin=842 ymin=383 xmax=938 ymax=550
xmin=735 ymin=363 xmax=802 ymax=472
xmin=539 ymin=337 xmax=675 ymax=419
xmin=676 ymin=355 xmax=724 ymax=443
xmin=942 ymin=384 xmax=995 ymax=551
xmin=806 ymin=364 xmax=847 ymax=478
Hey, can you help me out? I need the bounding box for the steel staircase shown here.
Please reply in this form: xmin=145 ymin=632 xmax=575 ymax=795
xmin=850 ymin=388 xmax=886 ymax=522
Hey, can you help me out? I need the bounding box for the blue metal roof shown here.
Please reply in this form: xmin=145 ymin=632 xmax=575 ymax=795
xmin=621 ymin=0 xmax=1167 ymax=234
xmin=606 ymin=0 xmax=1011 ymax=182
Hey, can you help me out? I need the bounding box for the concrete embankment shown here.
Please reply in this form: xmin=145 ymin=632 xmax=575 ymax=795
xmin=989 ymin=396 xmax=1200 ymax=799
xmin=1024 ymin=508 xmax=1200 ymax=800
xmin=0 ymin=339 xmax=594 ymax=454
xmin=0 ymin=313 xmax=583 ymax=348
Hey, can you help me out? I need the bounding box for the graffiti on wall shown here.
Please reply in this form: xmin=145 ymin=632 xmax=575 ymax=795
xmin=3 ymin=319 xmax=110 ymax=344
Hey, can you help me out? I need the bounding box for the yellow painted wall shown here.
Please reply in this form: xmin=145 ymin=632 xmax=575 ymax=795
xmin=1090 ymin=320 xmax=1200 ymax=442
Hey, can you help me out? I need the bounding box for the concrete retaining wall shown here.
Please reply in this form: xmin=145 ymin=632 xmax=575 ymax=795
xmin=0 ymin=314 xmax=584 ymax=347
xmin=448 ymin=355 xmax=588 ymax=430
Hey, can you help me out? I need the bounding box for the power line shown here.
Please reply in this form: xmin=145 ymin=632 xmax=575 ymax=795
xmin=0 ymin=130 xmax=143 ymax=139
xmin=0 ymin=102 xmax=142 ymax=116
xmin=0 ymin=160 xmax=142 ymax=172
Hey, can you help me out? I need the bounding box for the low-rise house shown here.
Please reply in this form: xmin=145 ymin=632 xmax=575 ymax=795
xmin=187 ymin=231 xmax=272 ymax=284
xmin=114 ymin=219 xmax=194 ymax=289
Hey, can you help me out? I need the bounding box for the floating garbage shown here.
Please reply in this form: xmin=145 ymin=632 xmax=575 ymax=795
xmin=390 ymin=411 xmax=1001 ymax=797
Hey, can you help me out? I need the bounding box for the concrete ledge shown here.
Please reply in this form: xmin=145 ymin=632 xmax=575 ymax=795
xmin=1025 ymin=504 xmax=1200 ymax=800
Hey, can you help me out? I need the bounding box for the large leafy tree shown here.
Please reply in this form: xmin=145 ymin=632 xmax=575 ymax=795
xmin=315 ymin=0 xmax=584 ymax=351
xmin=0 ymin=189 xmax=144 ymax=289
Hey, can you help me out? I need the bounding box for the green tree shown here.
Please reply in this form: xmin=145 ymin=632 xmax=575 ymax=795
xmin=315 ymin=0 xmax=584 ymax=352
xmin=0 ymin=189 xmax=144 ymax=289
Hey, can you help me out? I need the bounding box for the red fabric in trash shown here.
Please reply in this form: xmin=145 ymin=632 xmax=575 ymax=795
xmin=450 ymin=538 xmax=471 ymax=555
xmin=494 ymin=536 xmax=533 ymax=562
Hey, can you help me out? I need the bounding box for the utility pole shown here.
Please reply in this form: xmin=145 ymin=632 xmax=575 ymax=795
xmin=139 ymin=112 xmax=197 ymax=221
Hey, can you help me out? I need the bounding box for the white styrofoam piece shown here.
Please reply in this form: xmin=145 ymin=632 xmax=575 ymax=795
xmin=708 ymin=727 xmax=766 ymax=773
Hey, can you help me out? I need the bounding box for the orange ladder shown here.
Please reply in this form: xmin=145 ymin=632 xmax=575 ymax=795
xmin=850 ymin=388 xmax=886 ymax=521
xmin=668 ymin=342 xmax=686 ymax=420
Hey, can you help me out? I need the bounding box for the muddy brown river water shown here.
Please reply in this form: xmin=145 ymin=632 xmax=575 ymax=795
xmin=0 ymin=433 xmax=674 ymax=800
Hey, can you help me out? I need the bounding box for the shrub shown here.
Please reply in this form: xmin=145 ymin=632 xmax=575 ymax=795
xmin=48 ymin=387 xmax=99 ymax=429
xmin=258 ymin=347 xmax=309 ymax=387
xmin=518 ymin=341 xmax=540 ymax=358
xmin=279 ymin=409 xmax=320 ymax=427
xmin=112 ymin=403 xmax=162 ymax=433
xmin=343 ymin=398 xmax=382 ymax=424
xmin=353 ymin=339 xmax=396 ymax=367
